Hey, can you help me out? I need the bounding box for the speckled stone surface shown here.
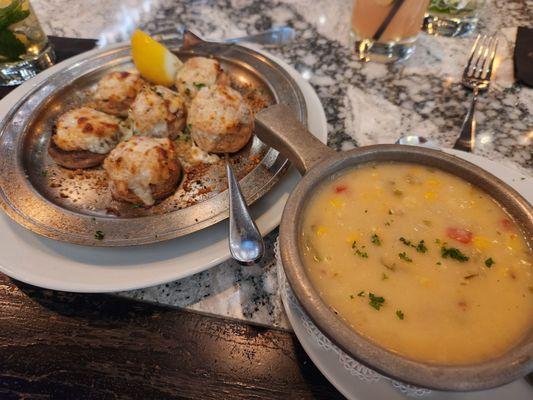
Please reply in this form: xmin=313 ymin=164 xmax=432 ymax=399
xmin=30 ymin=0 xmax=532 ymax=328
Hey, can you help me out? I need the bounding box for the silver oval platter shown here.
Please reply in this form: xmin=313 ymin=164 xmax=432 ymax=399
xmin=0 ymin=41 xmax=307 ymax=246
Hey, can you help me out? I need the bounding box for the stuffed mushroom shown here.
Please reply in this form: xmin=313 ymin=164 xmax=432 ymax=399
xmin=175 ymin=57 xmax=228 ymax=101
xmin=48 ymin=107 xmax=121 ymax=169
xmin=187 ymin=85 xmax=253 ymax=154
xmin=93 ymin=70 xmax=145 ymax=117
xmin=128 ymin=86 xmax=186 ymax=139
xmin=103 ymin=136 xmax=182 ymax=206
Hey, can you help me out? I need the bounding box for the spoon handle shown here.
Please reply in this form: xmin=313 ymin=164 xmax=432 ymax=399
xmin=226 ymin=158 xmax=264 ymax=265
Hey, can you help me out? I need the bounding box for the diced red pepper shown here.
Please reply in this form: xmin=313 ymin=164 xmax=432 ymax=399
xmin=446 ymin=227 xmax=473 ymax=244
xmin=500 ymin=218 xmax=514 ymax=231
xmin=334 ymin=185 xmax=348 ymax=194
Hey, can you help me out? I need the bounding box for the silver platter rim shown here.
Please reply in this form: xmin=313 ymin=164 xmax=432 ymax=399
xmin=0 ymin=42 xmax=307 ymax=247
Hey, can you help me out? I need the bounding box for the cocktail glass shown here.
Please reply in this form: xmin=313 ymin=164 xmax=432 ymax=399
xmin=350 ymin=0 xmax=430 ymax=63
xmin=0 ymin=0 xmax=55 ymax=86
xmin=423 ymin=0 xmax=484 ymax=37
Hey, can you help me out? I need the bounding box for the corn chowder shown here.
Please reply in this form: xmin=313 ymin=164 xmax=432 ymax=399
xmin=301 ymin=162 xmax=532 ymax=365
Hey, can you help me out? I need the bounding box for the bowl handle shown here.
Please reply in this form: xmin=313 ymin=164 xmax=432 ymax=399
xmin=255 ymin=104 xmax=335 ymax=174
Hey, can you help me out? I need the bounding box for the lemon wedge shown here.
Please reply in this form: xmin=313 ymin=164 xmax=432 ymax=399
xmin=130 ymin=29 xmax=183 ymax=86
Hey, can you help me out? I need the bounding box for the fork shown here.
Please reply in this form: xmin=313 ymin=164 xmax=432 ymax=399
xmin=453 ymin=34 xmax=498 ymax=152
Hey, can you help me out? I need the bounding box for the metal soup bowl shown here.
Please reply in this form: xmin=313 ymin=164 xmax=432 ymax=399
xmin=255 ymin=105 xmax=533 ymax=391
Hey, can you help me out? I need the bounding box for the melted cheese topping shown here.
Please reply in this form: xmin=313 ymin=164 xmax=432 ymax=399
xmin=53 ymin=107 xmax=120 ymax=154
xmin=129 ymin=86 xmax=186 ymax=138
xmin=188 ymin=85 xmax=252 ymax=137
xmin=189 ymin=144 xmax=220 ymax=164
xmin=175 ymin=57 xmax=222 ymax=99
xmin=103 ymin=136 xmax=177 ymax=205
xmin=93 ymin=70 xmax=144 ymax=105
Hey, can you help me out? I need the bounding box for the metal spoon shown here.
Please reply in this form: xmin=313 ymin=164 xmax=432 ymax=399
xmin=395 ymin=135 xmax=440 ymax=149
xmin=223 ymin=27 xmax=295 ymax=47
xmin=154 ymin=27 xmax=295 ymax=47
xmin=225 ymin=156 xmax=264 ymax=265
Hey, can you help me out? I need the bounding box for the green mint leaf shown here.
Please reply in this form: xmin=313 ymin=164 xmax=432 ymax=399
xmin=0 ymin=1 xmax=30 ymax=31
xmin=0 ymin=28 xmax=26 ymax=61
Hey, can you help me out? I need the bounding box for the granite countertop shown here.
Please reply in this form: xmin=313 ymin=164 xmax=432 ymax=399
xmin=31 ymin=0 xmax=532 ymax=329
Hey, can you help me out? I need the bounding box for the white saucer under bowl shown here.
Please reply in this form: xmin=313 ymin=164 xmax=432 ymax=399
xmin=279 ymin=150 xmax=532 ymax=400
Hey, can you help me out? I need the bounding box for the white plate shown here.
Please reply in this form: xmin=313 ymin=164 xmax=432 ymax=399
xmin=0 ymin=46 xmax=327 ymax=293
xmin=281 ymin=150 xmax=533 ymax=400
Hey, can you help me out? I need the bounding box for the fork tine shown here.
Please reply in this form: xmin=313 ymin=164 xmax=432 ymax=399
xmin=478 ymin=35 xmax=494 ymax=79
xmin=463 ymin=34 xmax=481 ymax=79
xmin=485 ymin=37 xmax=499 ymax=81
xmin=471 ymin=35 xmax=488 ymax=79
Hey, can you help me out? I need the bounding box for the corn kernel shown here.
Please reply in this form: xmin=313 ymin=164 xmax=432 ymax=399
xmin=424 ymin=191 xmax=437 ymax=201
xmin=315 ymin=226 xmax=328 ymax=236
xmin=329 ymin=198 xmax=345 ymax=208
xmin=473 ymin=236 xmax=491 ymax=250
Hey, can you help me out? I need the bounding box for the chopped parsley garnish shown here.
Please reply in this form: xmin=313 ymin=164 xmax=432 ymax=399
xmin=368 ymin=293 xmax=385 ymax=310
xmin=399 ymin=237 xmax=412 ymax=246
xmin=396 ymin=310 xmax=404 ymax=320
xmin=356 ymin=249 xmax=368 ymax=258
xmin=416 ymin=240 xmax=428 ymax=253
xmin=441 ymin=246 xmax=469 ymax=262
xmin=41 ymin=170 xmax=48 ymax=177
xmin=94 ymin=230 xmax=105 ymax=240
xmin=485 ymin=257 xmax=495 ymax=268
xmin=193 ymin=82 xmax=206 ymax=90
xmin=132 ymin=204 xmax=143 ymax=208
xmin=357 ymin=291 xmax=366 ymax=297
xmin=183 ymin=123 xmax=192 ymax=134
xmin=184 ymin=87 xmax=191 ymax=95
xmin=352 ymin=241 xmax=368 ymax=258
xmin=400 ymin=237 xmax=427 ymax=253
xmin=398 ymin=252 xmax=412 ymax=262
xmin=371 ymin=234 xmax=381 ymax=246
xmin=382 ymin=273 xmax=389 ymax=280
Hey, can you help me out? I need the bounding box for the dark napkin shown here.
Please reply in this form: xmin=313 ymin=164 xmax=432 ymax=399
xmin=0 ymin=36 xmax=97 ymax=100
xmin=514 ymin=27 xmax=533 ymax=88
